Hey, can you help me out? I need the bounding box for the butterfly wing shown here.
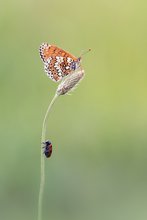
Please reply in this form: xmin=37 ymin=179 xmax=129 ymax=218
xmin=39 ymin=43 xmax=78 ymax=82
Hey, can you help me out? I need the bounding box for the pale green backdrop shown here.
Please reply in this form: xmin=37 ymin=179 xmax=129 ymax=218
xmin=1 ymin=0 xmax=147 ymax=220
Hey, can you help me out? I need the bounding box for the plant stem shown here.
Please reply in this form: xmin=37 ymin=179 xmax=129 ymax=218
xmin=38 ymin=93 xmax=58 ymax=220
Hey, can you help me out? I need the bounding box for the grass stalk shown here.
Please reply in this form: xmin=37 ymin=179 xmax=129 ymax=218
xmin=38 ymin=93 xmax=58 ymax=220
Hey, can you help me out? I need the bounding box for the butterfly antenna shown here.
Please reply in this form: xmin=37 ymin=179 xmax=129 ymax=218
xmin=79 ymin=48 xmax=91 ymax=59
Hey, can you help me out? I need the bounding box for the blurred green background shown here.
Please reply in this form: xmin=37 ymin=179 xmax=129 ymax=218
xmin=1 ymin=0 xmax=147 ymax=219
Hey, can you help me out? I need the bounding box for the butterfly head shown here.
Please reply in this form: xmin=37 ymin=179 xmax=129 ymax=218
xmin=70 ymin=48 xmax=91 ymax=71
xmin=70 ymin=57 xmax=81 ymax=71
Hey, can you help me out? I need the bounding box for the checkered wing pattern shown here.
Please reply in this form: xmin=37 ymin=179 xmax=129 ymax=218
xmin=39 ymin=43 xmax=78 ymax=82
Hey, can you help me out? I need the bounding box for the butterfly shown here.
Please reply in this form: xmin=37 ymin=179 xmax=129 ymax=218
xmin=39 ymin=43 xmax=82 ymax=82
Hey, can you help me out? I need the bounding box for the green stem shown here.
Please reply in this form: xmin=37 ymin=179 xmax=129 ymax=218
xmin=38 ymin=93 xmax=58 ymax=220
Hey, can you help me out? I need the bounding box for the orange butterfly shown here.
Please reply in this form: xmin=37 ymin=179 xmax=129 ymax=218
xmin=39 ymin=43 xmax=81 ymax=82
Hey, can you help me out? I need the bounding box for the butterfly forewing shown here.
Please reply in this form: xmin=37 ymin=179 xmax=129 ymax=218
xmin=39 ymin=43 xmax=78 ymax=82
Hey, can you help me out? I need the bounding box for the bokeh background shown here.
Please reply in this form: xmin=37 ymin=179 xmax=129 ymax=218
xmin=1 ymin=0 xmax=147 ymax=219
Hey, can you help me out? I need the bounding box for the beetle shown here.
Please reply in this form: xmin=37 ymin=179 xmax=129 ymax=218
xmin=42 ymin=140 xmax=52 ymax=158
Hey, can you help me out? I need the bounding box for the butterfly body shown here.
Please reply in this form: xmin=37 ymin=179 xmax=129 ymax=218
xmin=39 ymin=43 xmax=81 ymax=82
